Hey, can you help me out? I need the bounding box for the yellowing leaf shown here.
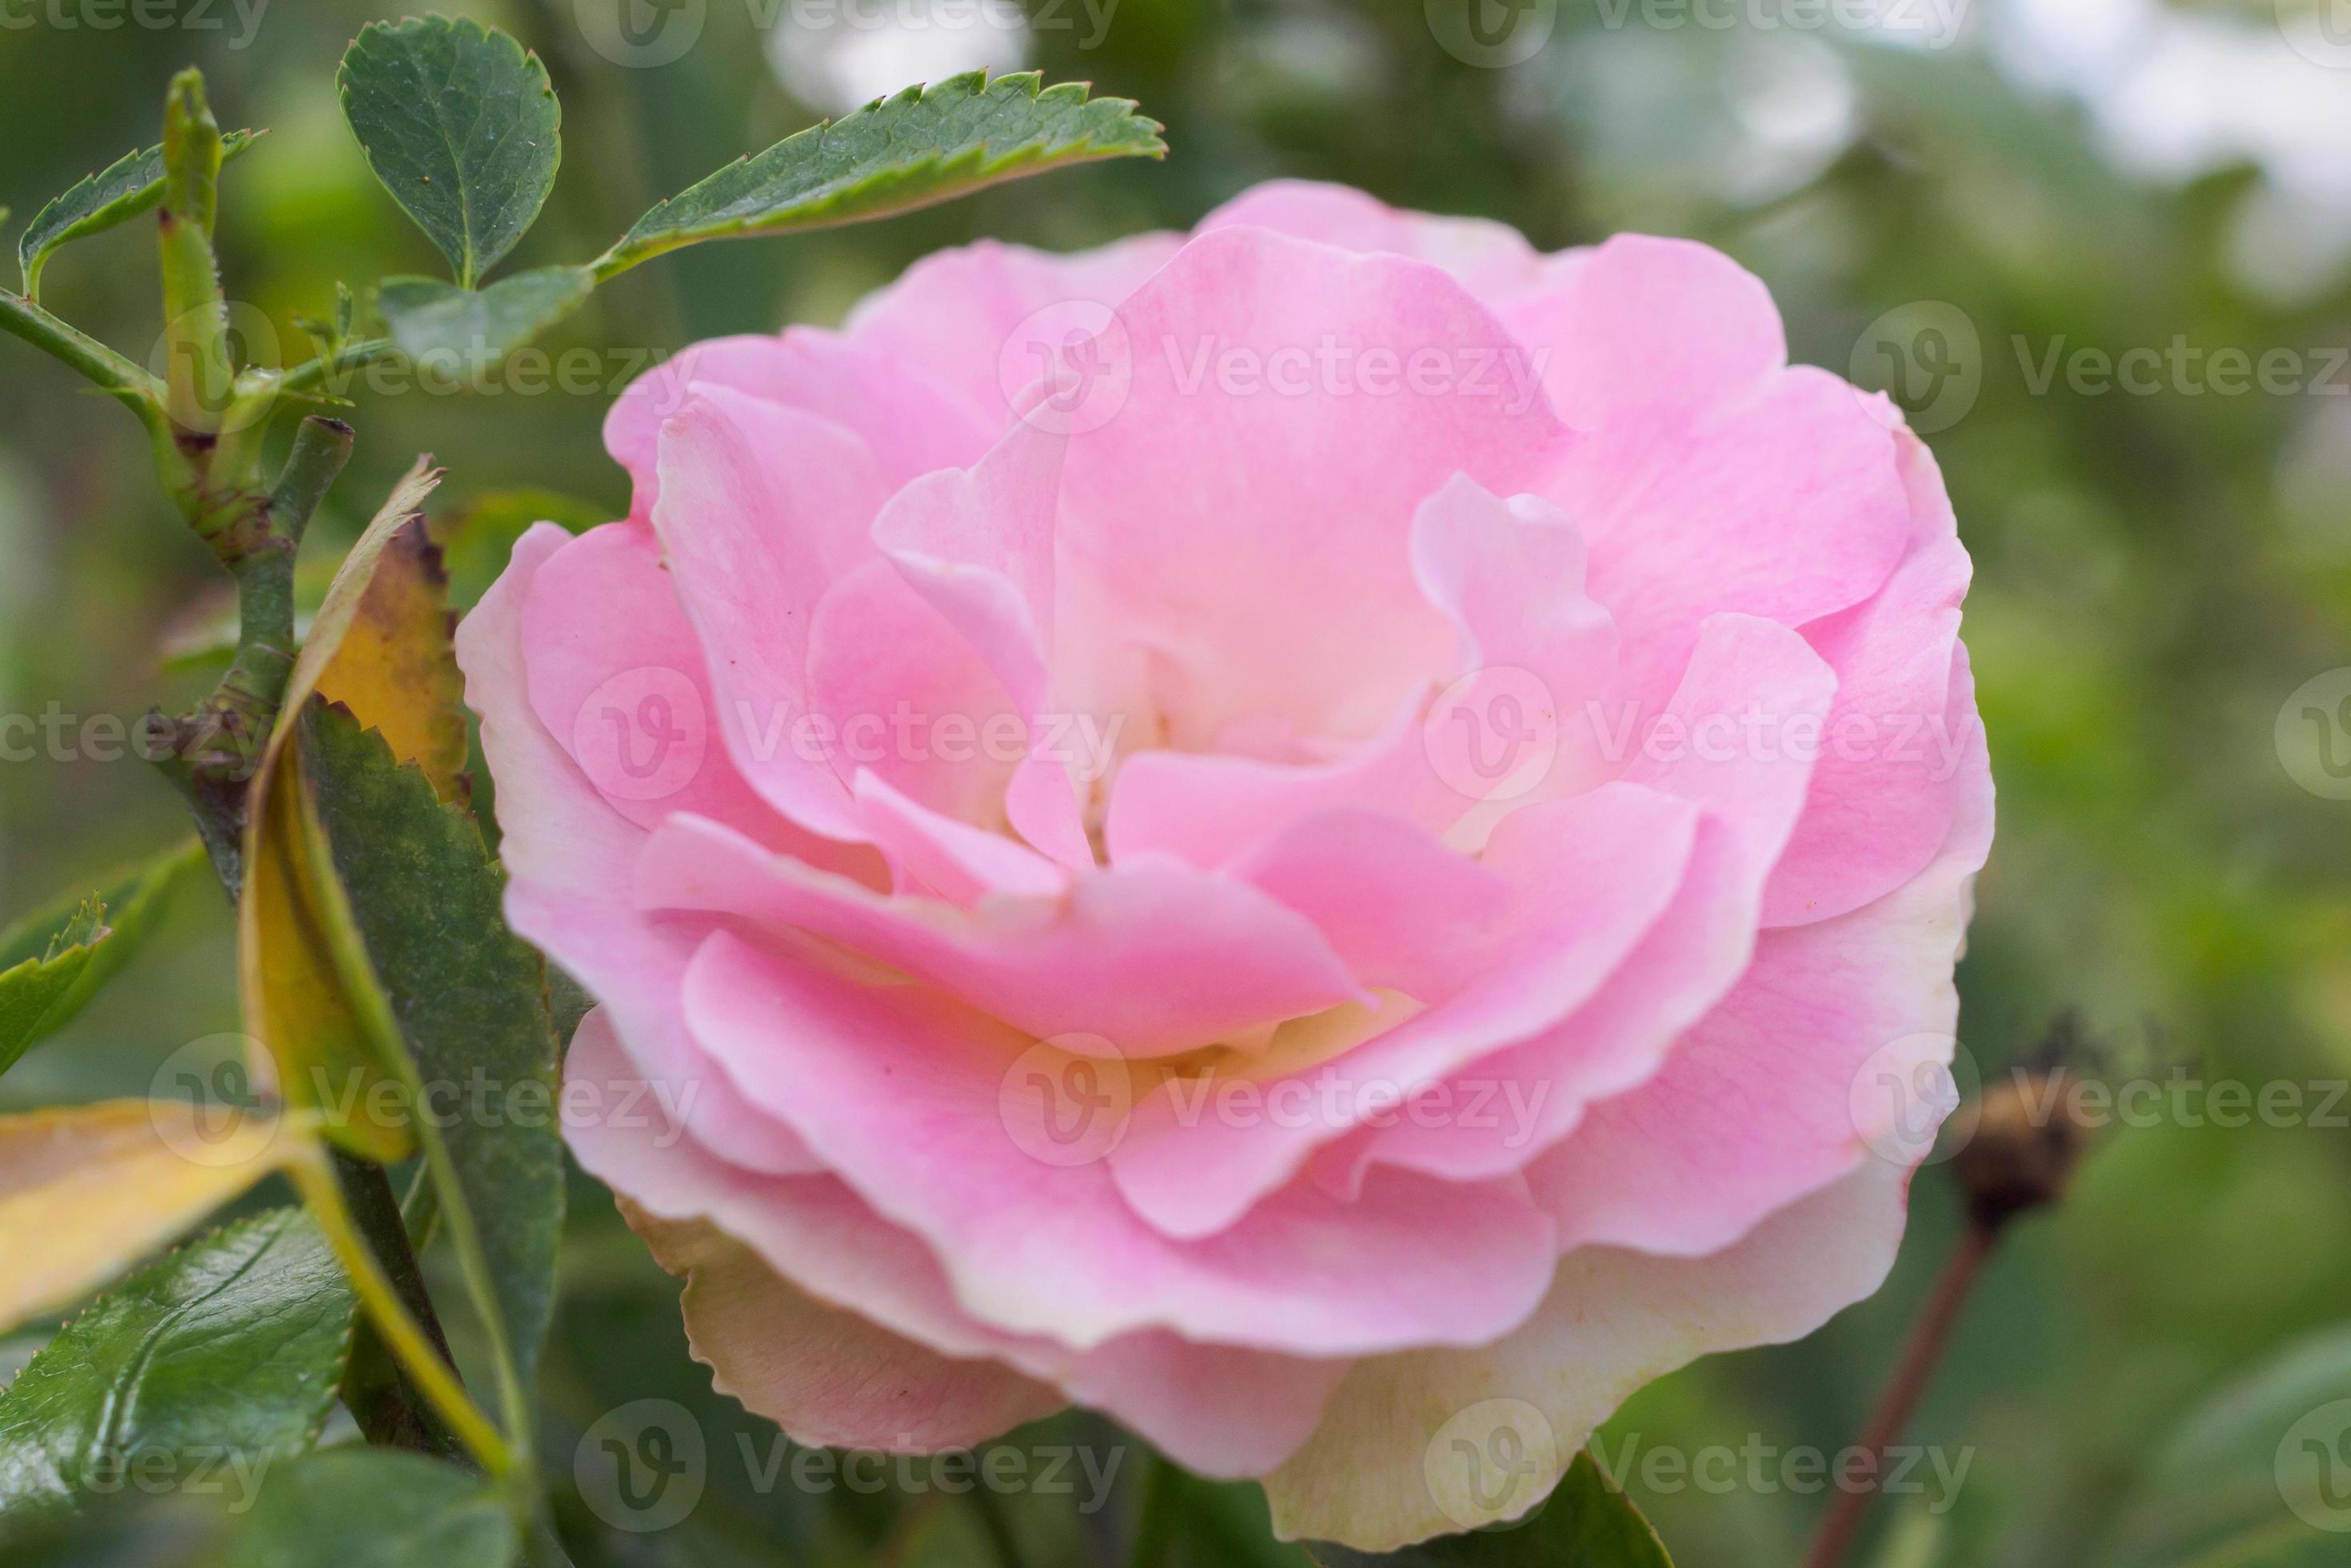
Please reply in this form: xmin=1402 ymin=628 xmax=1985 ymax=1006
xmin=0 ymin=1099 xmax=307 ymax=1334
xmin=239 ymin=458 xmax=453 ymax=1162
xmin=240 ymin=725 xmax=416 ymax=1164
xmin=291 ymin=456 xmax=466 ymax=801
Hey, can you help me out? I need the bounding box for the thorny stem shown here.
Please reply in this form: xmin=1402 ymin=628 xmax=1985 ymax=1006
xmin=154 ymin=415 xmax=353 ymax=894
xmin=4 ymin=63 xmax=503 ymax=1513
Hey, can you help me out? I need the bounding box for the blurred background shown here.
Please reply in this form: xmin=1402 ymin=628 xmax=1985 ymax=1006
xmin=4 ymin=0 xmax=2350 ymax=1563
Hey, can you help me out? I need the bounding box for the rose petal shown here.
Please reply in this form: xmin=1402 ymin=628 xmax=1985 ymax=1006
xmin=606 ymin=328 xmax=992 ymax=519
xmin=650 ymin=389 xmax=894 ymax=840
xmin=844 ymin=232 xmax=1186 ymax=429
xmin=1498 ymin=232 xmax=1785 ymax=430
xmin=1197 ymin=180 xmax=1548 ymax=302
xmin=638 ymin=813 xmax=1367 ymax=1055
xmin=677 ymin=930 xmax=1557 ymax=1354
xmin=1764 ymin=432 xmax=1981 ymax=926
xmin=1055 ymin=226 xmax=1569 ymax=747
xmin=1528 ymin=734 xmax=1993 ymax=1255
xmin=1262 ymin=1160 xmax=1916 ymax=1550
xmin=458 ymin=524 xmax=825 ymax=1175
xmin=1549 ymin=367 xmax=1910 ymax=710
xmin=566 ymin=1012 xmax=1349 ymax=1476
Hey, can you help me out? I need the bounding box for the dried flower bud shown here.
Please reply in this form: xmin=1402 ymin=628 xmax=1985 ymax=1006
xmin=1947 ymin=1070 xmax=2096 ymax=1229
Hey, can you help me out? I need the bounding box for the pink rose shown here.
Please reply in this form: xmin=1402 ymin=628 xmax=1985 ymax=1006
xmin=458 ymin=180 xmax=1991 ymax=1549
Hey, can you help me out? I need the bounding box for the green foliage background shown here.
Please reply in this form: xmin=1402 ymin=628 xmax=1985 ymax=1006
xmin=2 ymin=2 xmax=2348 ymax=1564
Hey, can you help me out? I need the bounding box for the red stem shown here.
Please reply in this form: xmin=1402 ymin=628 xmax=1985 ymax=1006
xmin=1803 ymin=1218 xmax=1996 ymax=1568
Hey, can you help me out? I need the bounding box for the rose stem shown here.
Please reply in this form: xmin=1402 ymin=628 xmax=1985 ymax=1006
xmin=1802 ymin=1217 xmax=1996 ymax=1568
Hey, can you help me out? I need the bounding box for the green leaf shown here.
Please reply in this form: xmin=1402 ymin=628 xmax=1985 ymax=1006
xmin=0 ymin=1209 xmax=354 ymax=1533
xmin=1303 ymin=1453 xmax=1673 ymax=1567
xmin=2 ymin=1446 xmax=518 ymax=1566
xmin=0 ymin=1494 xmax=217 ymax=1566
xmin=202 ymin=1446 xmax=518 ymax=1568
xmin=302 ymin=704 xmax=563 ymax=1418
xmin=376 ymin=266 xmax=594 ymax=378
xmin=0 ymin=842 xmax=204 ymax=1076
xmin=16 ymin=131 xmax=259 ymax=301
xmin=2108 ymin=1322 xmax=2351 ymax=1567
xmin=594 ymin=70 xmax=1165 ymax=277
xmin=338 ymin=15 xmax=561 ymax=288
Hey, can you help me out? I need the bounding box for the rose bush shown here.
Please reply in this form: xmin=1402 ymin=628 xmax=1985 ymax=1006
xmin=458 ymin=180 xmax=1991 ymax=1549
